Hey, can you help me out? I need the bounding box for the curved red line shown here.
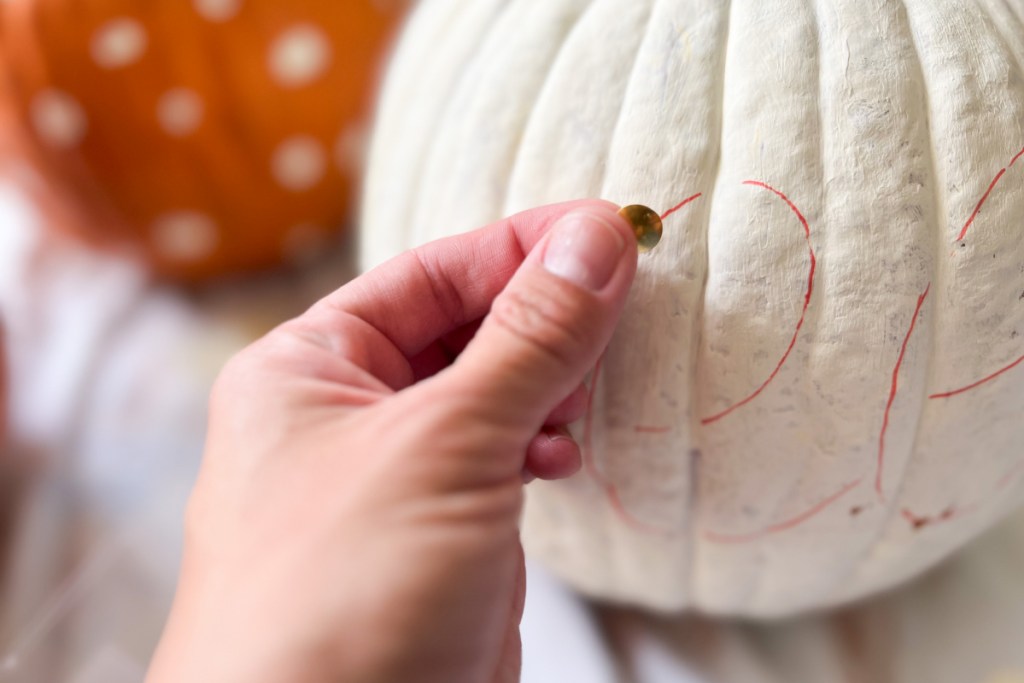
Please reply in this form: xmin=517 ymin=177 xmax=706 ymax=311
xmin=1011 ymin=145 xmax=1024 ymax=168
xmin=956 ymin=145 xmax=1023 ymax=243
xmin=581 ymin=357 xmax=674 ymax=535
xmin=929 ymin=352 xmax=1024 ymax=399
xmin=875 ymin=285 xmax=931 ymax=501
xmin=660 ymin=192 xmax=703 ymax=220
xmin=634 ymin=426 xmax=672 ymax=434
xmin=603 ymin=484 xmax=673 ymax=535
xmin=997 ymin=459 xmax=1024 ymax=491
xmin=701 ymin=180 xmax=816 ymax=426
xmin=703 ymin=478 xmax=863 ymax=544
xmin=936 ymin=145 xmax=1024 ymax=397
xmin=957 ymin=168 xmax=1007 ymax=242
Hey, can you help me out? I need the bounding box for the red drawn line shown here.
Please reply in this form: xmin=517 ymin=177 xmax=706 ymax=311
xmin=703 ymin=478 xmax=863 ymax=544
xmin=903 ymin=460 xmax=1024 ymax=531
xmin=936 ymin=144 xmax=1024 ymax=395
xmin=660 ymin=192 xmax=703 ymax=220
xmin=957 ymin=168 xmax=1007 ymax=242
xmin=1011 ymin=145 xmax=1024 ymax=168
xmin=901 ymin=503 xmax=977 ymax=530
xmin=997 ymin=460 xmax=1024 ymax=491
xmin=875 ymin=284 xmax=931 ymax=502
xmin=603 ymin=485 xmax=672 ymax=535
xmin=956 ymin=145 xmax=1023 ymax=243
xmin=634 ymin=425 xmax=672 ymax=434
xmin=701 ymin=180 xmax=816 ymax=426
xmin=929 ymin=353 xmax=1024 ymax=399
xmin=582 ymin=356 xmax=673 ymax=535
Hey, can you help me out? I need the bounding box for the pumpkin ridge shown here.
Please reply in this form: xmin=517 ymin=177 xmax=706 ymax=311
xmin=499 ymin=0 xmax=602 ymax=216
xmin=585 ymin=0 xmax=667 ymax=594
xmin=980 ymin=0 xmax=1024 ymax=103
xmin=830 ymin=0 xmax=949 ymax=600
xmin=698 ymin=179 xmax=817 ymax=426
xmin=595 ymin=0 xmax=659 ymax=201
xmin=360 ymin=0 xmax=499 ymax=256
xmin=743 ymin=0 xmax=830 ymax=610
xmin=409 ymin=0 xmax=525 ymax=243
xmin=689 ymin=0 xmax=735 ymax=611
xmin=684 ymin=0 xmax=741 ymax=614
xmin=500 ymin=0 xmax=608 ymax=217
xmin=736 ymin=0 xmax=831 ymax=613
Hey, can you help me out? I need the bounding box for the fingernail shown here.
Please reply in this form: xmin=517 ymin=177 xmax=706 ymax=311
xmin=546 ymin=428 xmax=575 ymax=445
xmin=543 ymin=210 xmax=626 ymax=290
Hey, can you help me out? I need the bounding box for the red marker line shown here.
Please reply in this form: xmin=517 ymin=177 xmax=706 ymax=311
xmin=634 ymin=425 xmax=672 ymax=434
xmin=660 ymin=192 xmax=703 ymax=221
xmin=875 ymin=285 xmax=931 ymax=501
xmin=701 ymin=180 xmax=816 ymax=426
xmin=930 ymin=352 xmax=1024 ymax=399
xmin=936 ymin=144 xmax=1024 ymax=395
xmin=996 ymin=459 xmax=1024 ymax=491
xmin=957 ymin=168 xmax=1007 ymax=242
xmin=581 ymin=357 xmax=675 ymax=535
xmin=1011 ymin=145 xmax=1024 ymax=168
xmin=603 ymin=483 xmax=673 ymax=535
xmin=901 ymin=503 xmax=975 ymax=530
xmin=956 ymin=145 xmax=1023 ymax=242
xmin=902 ymin=459 xmax=1024 ymax=532
xmin=703 ymin=478 xmax=863 ymax=544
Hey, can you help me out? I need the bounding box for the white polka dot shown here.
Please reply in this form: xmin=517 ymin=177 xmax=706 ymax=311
xmin=157 ymin=88 xmax=204 ymax=137
xmin=272 ymin=136 xmax=327 ymax=191
xmin=282 ymin=223 xmax=333 ymax=265
xmin=335 ymin=124 xmax=368 ymax=173
xmin=91 ymin=18 xmax=147 ymax=69
xmin=193 ymin=0 xmax=242 ymax=21
xmin=151 ymin=212 xmax=219 ymax=262
xmin=268 ymin=24 xmax=332 ymax=88
xmin=30 ymin=89 xmax=87 ymax=149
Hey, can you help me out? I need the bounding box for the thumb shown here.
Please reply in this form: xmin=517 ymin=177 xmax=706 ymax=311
xmin=435 ymin=202 xmax=639 ymax=437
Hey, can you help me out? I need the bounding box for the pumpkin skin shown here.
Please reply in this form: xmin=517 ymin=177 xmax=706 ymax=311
xmin=0 ymin=0 xmax=405 ymax=282
xmin=362 ymin=0 xmax=1024 ymax=616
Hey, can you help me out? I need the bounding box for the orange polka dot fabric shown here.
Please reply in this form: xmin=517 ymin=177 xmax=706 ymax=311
xmin=0 ymin=0 xmax=407 ymax=282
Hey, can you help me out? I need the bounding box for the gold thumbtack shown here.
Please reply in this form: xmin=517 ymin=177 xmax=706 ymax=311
xmin=617 ymin=204 xmax=663 ymax=253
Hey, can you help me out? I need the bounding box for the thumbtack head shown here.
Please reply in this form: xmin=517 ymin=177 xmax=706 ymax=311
xmin=617 ymin=204 xmax=663 ymax=253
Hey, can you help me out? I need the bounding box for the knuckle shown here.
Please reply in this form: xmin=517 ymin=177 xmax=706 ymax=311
xmin=412 ymin=248 xmax=468 ymax=329
xmin=488 ymin=277 xmax=596 ymax=367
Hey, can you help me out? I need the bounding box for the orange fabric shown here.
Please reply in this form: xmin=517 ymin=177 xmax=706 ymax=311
xmin=0 ymin=0 xmax=406 ymax=282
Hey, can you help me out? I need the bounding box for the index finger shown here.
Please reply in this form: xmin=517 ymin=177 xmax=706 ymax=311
xmin=309 ymin=199 xmax=620 ymax=358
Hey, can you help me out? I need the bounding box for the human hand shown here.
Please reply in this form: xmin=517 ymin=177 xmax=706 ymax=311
xmin=146 ymin=200 xmax=639 ymax=683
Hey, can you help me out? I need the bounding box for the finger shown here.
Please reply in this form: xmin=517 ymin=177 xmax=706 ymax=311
xmin=544 ymin=383 xmax=588 ymax=426
xmin=309 ymin=200 xmax=614 ymax=360
xmin=524 ymin=427 xmax=582 ymax=481
xmin=429 ymin=204 xmax=637 ymax=437
xmin=408 ymin=319 xmax=483 ymax=383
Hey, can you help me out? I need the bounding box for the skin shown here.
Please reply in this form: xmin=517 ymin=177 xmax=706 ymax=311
xmin=145 ymin=200 xmax=639 ymax=683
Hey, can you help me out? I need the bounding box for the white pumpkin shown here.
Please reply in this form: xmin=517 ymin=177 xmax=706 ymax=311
xmin=361 ymin=0 xmax=1024 ymax=617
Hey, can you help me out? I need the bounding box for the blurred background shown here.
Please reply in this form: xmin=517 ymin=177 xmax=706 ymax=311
xmin=1 ymin=2 xmax=1024 ymax=682
xmin=0 ymin=1 xmax=408 ymax=680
